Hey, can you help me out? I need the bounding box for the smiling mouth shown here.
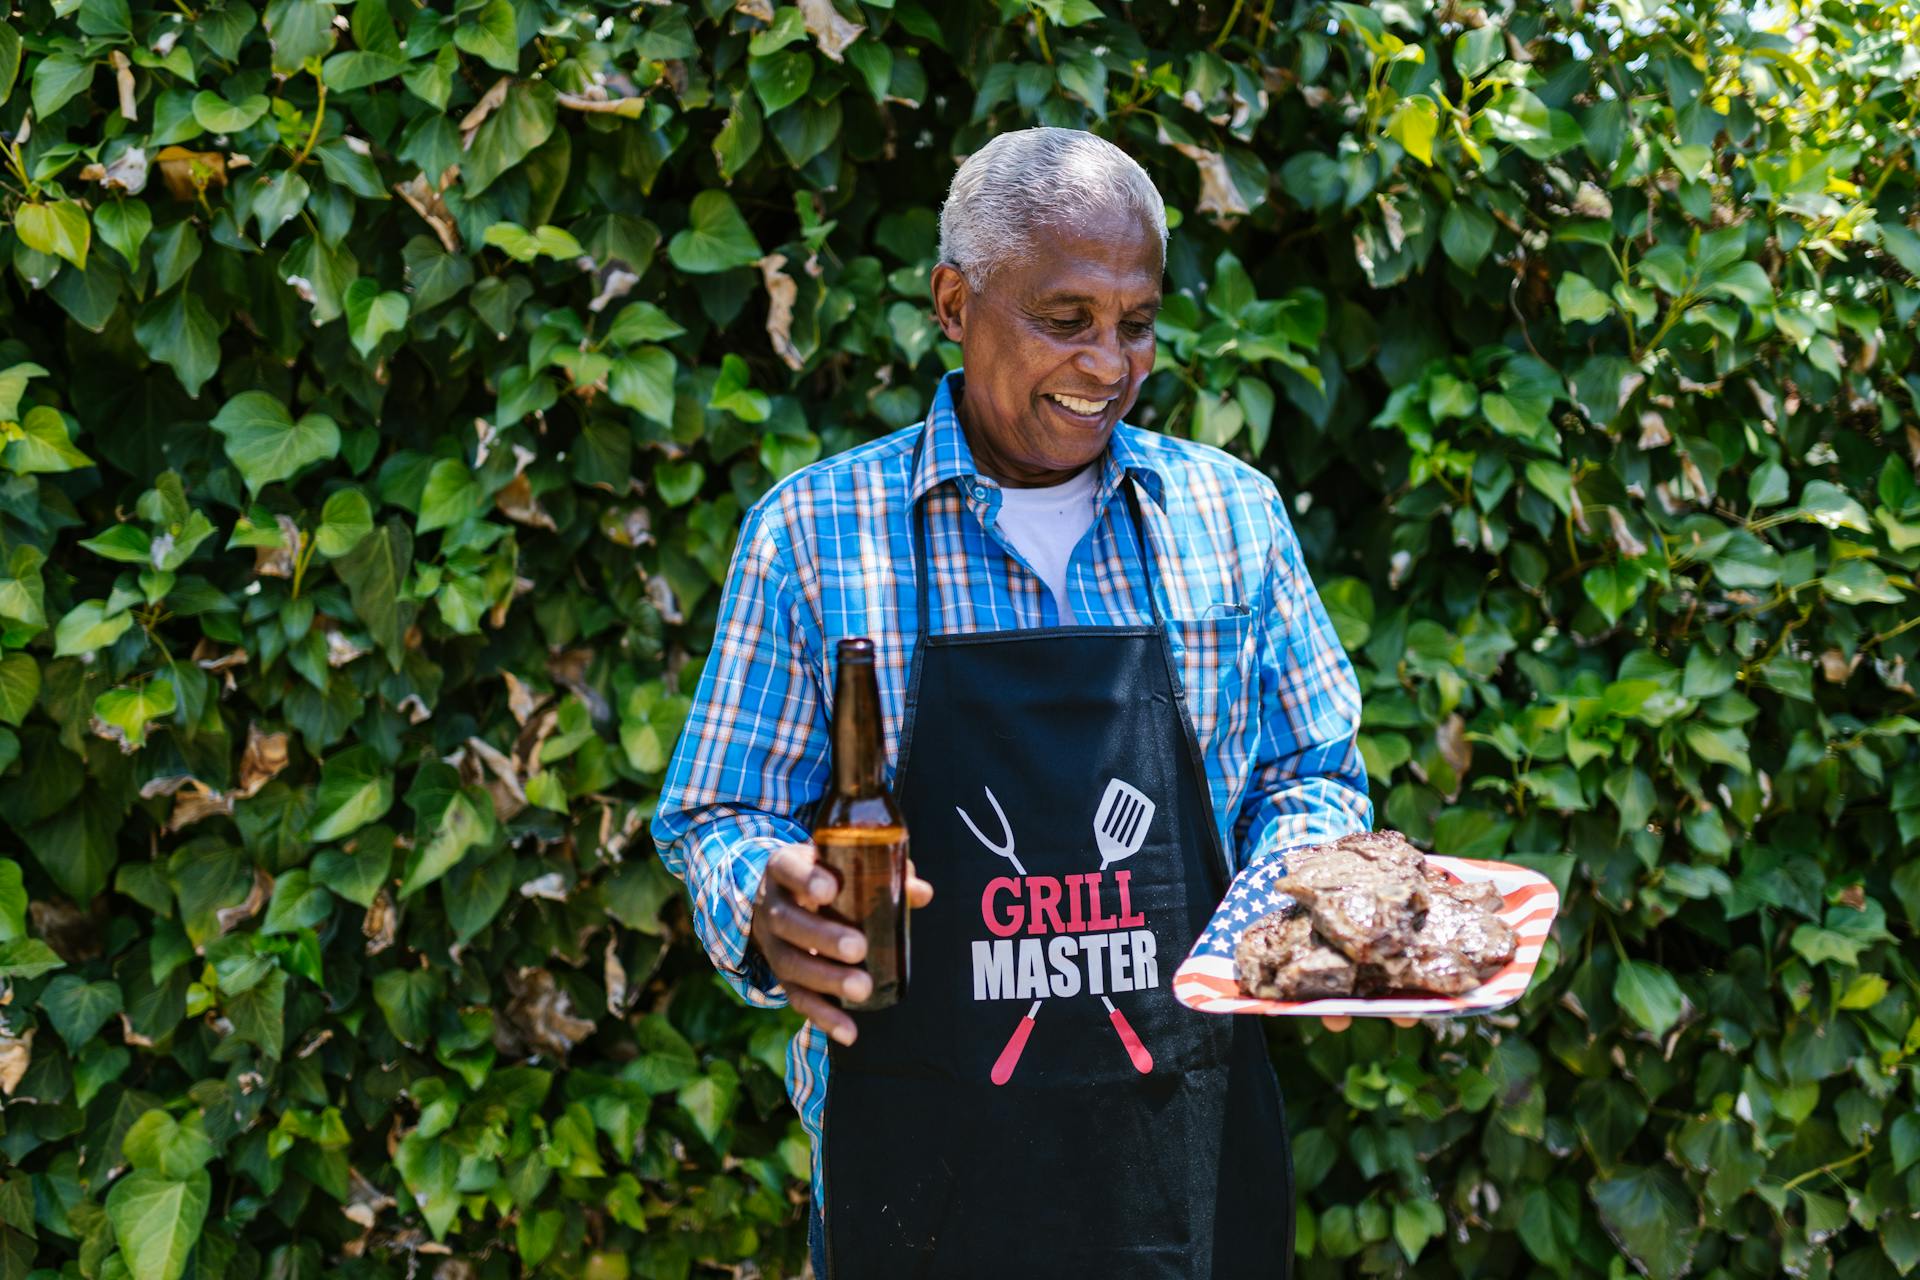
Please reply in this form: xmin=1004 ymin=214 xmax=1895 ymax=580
xmin=1043 ymin=392 xmax=1115 ymax=418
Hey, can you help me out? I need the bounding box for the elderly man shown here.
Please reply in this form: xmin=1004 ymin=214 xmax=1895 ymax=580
xmin=653 ymin=127 xmax=1371 ymax=1278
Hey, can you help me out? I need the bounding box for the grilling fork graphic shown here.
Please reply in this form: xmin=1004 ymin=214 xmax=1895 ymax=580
xmin=957 ymin=781 xmax=1157 ymax=1084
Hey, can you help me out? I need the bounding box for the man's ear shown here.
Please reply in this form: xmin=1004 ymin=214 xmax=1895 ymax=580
xmin=930 ymin=263 xmax=969 ymax=343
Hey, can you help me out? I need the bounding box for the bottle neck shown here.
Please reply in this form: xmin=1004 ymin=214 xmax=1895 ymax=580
xmin=831 ymin=660 xmax=886 ymax=798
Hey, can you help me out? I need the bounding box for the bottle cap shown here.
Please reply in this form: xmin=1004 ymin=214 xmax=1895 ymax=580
xmin=837 ymin=637 xmax=876 ymax=663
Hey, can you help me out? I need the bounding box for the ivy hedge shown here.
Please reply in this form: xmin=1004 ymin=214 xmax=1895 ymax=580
xmin=1 ymin=0 xmax=1918 ymax=1275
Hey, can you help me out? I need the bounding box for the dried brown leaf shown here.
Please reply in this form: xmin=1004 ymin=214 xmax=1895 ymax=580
xmin=325 ymin=628 xmax=369 ymax=668
xmin=734 ymin=0 xmax=774 ymax=19
xmin=495 ymin=472 xmax=558 ymax=530
xmin=167 ymin=780 xmax=235 ymax=832
xmin=155 ymin=146 xmax=228 ymax=200
xmin=798 ymin=0 xmax=864 ymax=60
xmin=465 ymin=736 xmax=527 ymax=823
xmin=1819 ymin=648 xmax=1857 ymax=684
xmin=120 ymin=1013 xmax=155 ymax=1048
xmin=1436 ymin=713 xmax=1472 ymax=782
xmin=110 ymin=50 xmax=137 ymax=121
xmin=363 ymin=891 xmax=396 ymax=955
xmin=497 ymin=967 xmax=596 ymax=1060
xmin=217 ymin=868 xmax=273 ymax=935
xmin=1159 ymin=130 xmax=1248 ymax=224
xmin=238 ymin=723 xmax=290 ymax=798
xmin=0 ymin=1027 xmax=32 ymax=1095
xmin=502 ymin=671 xmax=542 ymax=727
xmin=604 ymin=935 xmax=629 ymax=1015
xmin=394 ymin=170 xmax=462 ymax=254
xmin=459 ymin=77 xmax=512 ymax=133
xmin=759 ymin=254 xmax=805 ymax=371
xmin=342 ymin=1166 xmax=397 ymax=1232
xmin=1608 ymin=508 xmax=1648 ymax=558
xmin=32 ymin=899 xmax=103 ymax=963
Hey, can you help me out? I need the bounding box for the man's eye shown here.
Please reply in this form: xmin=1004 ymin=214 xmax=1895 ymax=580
xmin=1122 ymin=320 xmax=1155 ymax=338
xmin=1045 ymin=317 xmax=1086 ymax=333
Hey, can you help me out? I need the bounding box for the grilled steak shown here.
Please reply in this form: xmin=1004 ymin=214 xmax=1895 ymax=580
xmin=1372 ymin=883 xmax=1519 ymax=995
xmin=1235 ymin=913 xmax=1357 ymax=1001
xmin=1233 ymin=830 xmax=1516 ymax=1000
xmin=1279 ymin=835 xmax=1430 ymax=964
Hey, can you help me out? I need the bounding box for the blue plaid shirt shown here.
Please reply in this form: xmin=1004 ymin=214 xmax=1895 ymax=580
xmin=651 ymin=369 xmax=1371 ymax=1201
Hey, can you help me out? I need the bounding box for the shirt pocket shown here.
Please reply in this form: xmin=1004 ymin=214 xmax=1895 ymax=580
xmin=1165 ymin=608 xmax=1257 ymax=761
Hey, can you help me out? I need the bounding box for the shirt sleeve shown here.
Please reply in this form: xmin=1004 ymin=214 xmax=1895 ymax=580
xmin=650 ymin=501 xmax=827 ymax=1008
xmin=1233 ymin=493 xmax=1374 ymax=871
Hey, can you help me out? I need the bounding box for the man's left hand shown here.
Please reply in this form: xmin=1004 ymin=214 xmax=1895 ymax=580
xmin=1319 ymin=1015 xmax=1419 ymax=1031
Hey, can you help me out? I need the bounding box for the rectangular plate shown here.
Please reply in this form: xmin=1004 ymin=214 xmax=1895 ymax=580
xmin=1173 ymin=855 xmax=1560 ymax=1018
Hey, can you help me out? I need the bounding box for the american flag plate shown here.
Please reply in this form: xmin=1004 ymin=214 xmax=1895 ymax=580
xmin=1173 ymin=855 xmax=1561 ymax=1018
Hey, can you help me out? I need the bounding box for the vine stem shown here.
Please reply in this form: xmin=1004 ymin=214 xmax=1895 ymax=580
xmin=1254 ymin=0 xmax=1276 ymax=49
xmin=290 ymin=76 xmax=328 ymax=170
xmin=1780 ymin=1145 xmax=1871 ymax=1192
xmin=1031 ymin=8 xmax=1053 ymax=65
xmin=1210 ymin=0 xmax=1246 ymax=50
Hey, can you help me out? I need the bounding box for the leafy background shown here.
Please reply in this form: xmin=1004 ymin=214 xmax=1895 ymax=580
xmin=1 ymin=0 xmax=1918 ymax=1275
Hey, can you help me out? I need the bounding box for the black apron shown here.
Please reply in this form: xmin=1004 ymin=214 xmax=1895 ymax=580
xmin=821 ymin=464 xmax=1293 ymax=1278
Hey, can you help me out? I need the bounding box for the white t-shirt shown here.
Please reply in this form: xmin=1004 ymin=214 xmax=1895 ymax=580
xmin=989 ymin=465 xmax=1100 ymax=624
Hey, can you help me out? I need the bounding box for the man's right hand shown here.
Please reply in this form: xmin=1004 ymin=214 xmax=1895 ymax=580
xmin=751 ymin=842 xmax=932 ymax=1047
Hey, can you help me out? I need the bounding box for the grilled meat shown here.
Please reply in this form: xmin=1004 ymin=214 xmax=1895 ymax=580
xmin=1235 ymin=913 xmax=1357 ymax=1001
xmin=1233 ymin=831 xmax=1516 ymax=1000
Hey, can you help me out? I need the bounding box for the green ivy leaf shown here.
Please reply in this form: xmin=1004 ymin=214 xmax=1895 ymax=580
xmin=653 ymin=459 xmax=705 ymax=508
xmin=307 ymin=745 xmax=395 ymax=842
xmin=190 ymin=90 xmax=269 ymax=133
xmin=1555 ymin=273 xmax=1613 ymax=324
xmin=398 ymin=786 xmax=492 ymax=899
xmin=417 ymin=458 xmax=484 ymax=533
xmin=15 ymin=201 xmax=91 ymax=270
xmin=333 ymin=518 xmax=414 ymax=667
xmin=0 ymin=858 xmax=24 ymax=941
xmin=31 ymin=54 xmax=96 ymax=121
xmin=209 ymin=391 xmax=342 ymax=496
xmin=1588 ymin=1166 xmax=1699 ymax=1280
xmin=1385 ymin=96 xmax=1438 ymax=166
xmin=261 ymin=869 xmax=333 ymax=934
xmin=106 ymin=1169 xmax=211 ymax=1280
xmin=262 ymin=0 xmax=336 ymax=73
xmin=605 ymin=302 xmax=686 ymax=346
xmin=1612 ymin=959 xmax=1686 ymax=1038
xmin=54 ymin=600 xmax=134 ymax=657
xmin=373 ymin=967 xmax=443 ymax=1049
xmin=0 ymin=936 xmax=65 ymax=979
xmin=343 ymin=278 xmax=410 ymax=357
xmin=91 ymin=679 xmax=178 ymax=749
xmin=708 ymin=353 xmax=770 ymax=421
xmin=1031 ymin=0 xmax=1104 ymax=24
xmin=134 ymin=289 xmax=223 ymax=397
xmin=462 ymin=80 xmax=556 ymax=196
xmin=93 ymin=200 xmax=152 ymax=269
xmin=8 ymin=405 xmax=94 ymax=473
xmin=37 ymin=974 xmax=123 ymax=1048
xmin=454 ymin=0 xmax=521 ymax=72
xmin=121 ymin=1111 xmax=217 ymax=1178
xmin=667 ymin=191 xmax=763 ymax=274
xmin=749 ymin=48 xmax=813 ymax=114
xmin=609 ymin=348 xmax=678 ymax=427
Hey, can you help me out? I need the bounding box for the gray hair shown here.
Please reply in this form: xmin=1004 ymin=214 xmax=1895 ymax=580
xmin=937 ymin=127 xmax=1168 ymax=287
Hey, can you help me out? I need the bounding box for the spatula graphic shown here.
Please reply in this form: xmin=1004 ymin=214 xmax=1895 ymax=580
xmin=1093 ymin=777 xmax=1155 ymax=871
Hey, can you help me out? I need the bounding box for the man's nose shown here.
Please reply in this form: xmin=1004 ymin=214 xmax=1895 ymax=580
xmin=1074 ymin=326 xmax=1129 ymax=383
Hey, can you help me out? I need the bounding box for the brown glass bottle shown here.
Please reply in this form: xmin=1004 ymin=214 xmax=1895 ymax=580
xmin=811 ymin=638 xmax=909 ymax=1011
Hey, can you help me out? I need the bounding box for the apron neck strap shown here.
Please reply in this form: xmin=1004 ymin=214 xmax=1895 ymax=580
xmin=908 ymin=424 xmax=1165 ymax=643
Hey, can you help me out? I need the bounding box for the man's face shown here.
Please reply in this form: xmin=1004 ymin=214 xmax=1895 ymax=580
xmin=930 ymin=205 xmax=1162 ymax=487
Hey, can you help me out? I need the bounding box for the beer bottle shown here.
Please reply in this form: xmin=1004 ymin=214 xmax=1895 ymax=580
xmin=812 ymin=638 xmax=909 ymax=1011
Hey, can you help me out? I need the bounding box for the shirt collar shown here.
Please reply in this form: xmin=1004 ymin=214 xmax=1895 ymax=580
xmin=910 ymin=369 xmax=1167 ymax=510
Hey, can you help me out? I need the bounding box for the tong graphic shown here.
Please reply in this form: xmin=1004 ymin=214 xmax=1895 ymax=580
xmin=956 ymin=782 xmax=1156 ymax=1084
